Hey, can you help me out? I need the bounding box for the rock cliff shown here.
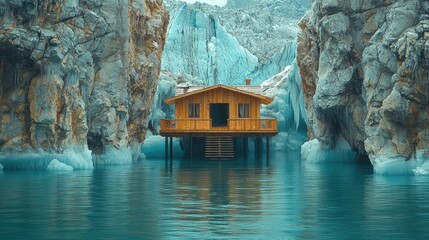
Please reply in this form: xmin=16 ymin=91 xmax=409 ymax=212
xmin=298 ymin=0 xmax=429 ymax=174
xmin=0 ymin=0 xmax=168 ymax=169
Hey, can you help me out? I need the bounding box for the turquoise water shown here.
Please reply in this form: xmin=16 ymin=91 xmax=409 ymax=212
xmin=1 ymin=152 xmax=429 ymax=239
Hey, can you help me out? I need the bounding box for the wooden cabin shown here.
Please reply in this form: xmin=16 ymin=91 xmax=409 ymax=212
xmin=160 ymin=82 xmax=277 ymax=160
xmin=160 ymin=84 xmax=278 ymax=137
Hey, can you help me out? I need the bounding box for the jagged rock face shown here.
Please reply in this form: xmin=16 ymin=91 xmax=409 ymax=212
xmin=201 ymin=0 xmax=310 ymax=65
xmin=225 ymin=0 xmax=310 ymax=20
xmin=298 ymin=0 xmax=429 ymax=172
xmin=0 ymin=0 xmax=168 ymax=162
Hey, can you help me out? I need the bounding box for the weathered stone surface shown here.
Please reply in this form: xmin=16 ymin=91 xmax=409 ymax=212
xmin=0 ymin=0 xmax=169 ymax=167
xmin=298 ymin=0 xmax=429 ymax=173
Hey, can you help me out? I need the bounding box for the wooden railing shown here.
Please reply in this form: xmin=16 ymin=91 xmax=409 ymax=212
xmin=160 ymin=118 xmax=277 ymax=133
xmin=160 ymin=119 xmax=212 ymax=131
xmin=228 ymin=118 xmax=277 ymax=131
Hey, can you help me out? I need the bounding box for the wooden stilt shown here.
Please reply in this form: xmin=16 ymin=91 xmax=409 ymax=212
xmin=190 ymin=137 xmax=194 ymax=160
xmin=255 ymin=137 xmax=261 ymax=160
xmin=244 ymin=137 xmax=248 ymax=160
xmin=165 ymin=137 xmax=169 ymax=161
xmin=266 ymin=137 xmax=270 ymax=163
xmin=169 ymin=137 xmax=173 ymax=161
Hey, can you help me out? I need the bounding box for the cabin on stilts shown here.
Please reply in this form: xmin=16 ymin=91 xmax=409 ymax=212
xmin=160 ymin=80 xmax=278 ymax=160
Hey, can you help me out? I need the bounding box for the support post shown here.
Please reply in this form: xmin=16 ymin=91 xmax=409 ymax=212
xmin=244 ymin=137 xmax=248 ymax=160
xmin=169 ymin=137 xmax=173 ymax=162
xmin=266 ymin=137 xmax=270 ymax=163
xmin=255 ymin=137 xmax=261 ymax=160
xmin=165 ymin=137 xmax=169 ymax=161
xmin=190 ymin=137 xmax=194 ymax=160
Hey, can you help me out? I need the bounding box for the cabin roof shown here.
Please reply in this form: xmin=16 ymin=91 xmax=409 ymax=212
xmin=164 ymin=84 xmax=273 ymax=105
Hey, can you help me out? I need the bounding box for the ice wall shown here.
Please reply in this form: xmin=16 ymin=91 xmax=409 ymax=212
xmin=261 ymin=60 xmax=308 ymax=150
xmin=249 ymin=41 xmax=297 ymax=84
xmin=161 ymin=3 xmax=258 ymax=85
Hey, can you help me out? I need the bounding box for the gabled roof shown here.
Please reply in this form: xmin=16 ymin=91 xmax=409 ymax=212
xmin=164 ymin=84 xmax=273 ymax=105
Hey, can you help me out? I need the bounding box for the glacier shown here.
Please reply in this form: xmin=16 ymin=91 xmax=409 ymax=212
xmin=260 ymin=60 xmax=308 ymax=150
xmin=248 ymin=42 xmax=298 ymax=84
xmin=161 ymin=3 xmax=258 ymax=85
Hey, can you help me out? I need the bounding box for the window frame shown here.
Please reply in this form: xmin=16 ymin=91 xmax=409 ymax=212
xmin=238 ymin=103 xmax=250 ymax=118
xmin=188 ymin=103 xmax=200 ymax=118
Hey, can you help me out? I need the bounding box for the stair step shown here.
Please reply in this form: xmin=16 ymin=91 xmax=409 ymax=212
xmin=205 ymin=137 xmax=235 ymax=159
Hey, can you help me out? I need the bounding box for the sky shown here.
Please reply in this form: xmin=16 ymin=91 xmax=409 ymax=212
xmin=181 ymin=0 xmax=227 ymax=6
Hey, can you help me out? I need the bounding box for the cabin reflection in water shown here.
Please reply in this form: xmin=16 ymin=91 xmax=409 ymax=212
xmin=160 ymin=80 xmax=278 ymax=160
xmin=168 ymin=160 xmax=268 ymax=221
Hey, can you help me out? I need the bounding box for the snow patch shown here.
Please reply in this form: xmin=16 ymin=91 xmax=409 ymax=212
xmin=301 ymin=137 xmax=357 ymax=163
xmin=47 ymin=159 xmax=73 ymax=171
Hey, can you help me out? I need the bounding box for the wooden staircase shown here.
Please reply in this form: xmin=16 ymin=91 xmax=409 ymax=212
xmin=205 ymin=136 xmax=234 ymax=159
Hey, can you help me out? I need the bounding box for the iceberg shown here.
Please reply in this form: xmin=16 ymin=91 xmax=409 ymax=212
xmin=47 ymin=159 xmax=74 ymax=171
xmin=0 ymin=147 xmax=93 ymax=170
xmin=371 ymin=149 xmax=429 ymax=176
xmin=301 ymin=137 xmax=357 ymax=163
xmin=92 ymin=146 xmax=134 ymax=166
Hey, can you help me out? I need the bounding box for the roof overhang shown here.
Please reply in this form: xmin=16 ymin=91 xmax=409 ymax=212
xmin=164 ymin=85 xmax=273 ymax=105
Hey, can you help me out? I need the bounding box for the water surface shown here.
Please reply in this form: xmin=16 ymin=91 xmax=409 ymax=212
xmin=1 ymin=152 xmax=428 ymax=239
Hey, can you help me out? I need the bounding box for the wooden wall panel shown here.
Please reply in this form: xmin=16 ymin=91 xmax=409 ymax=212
xmin=173 ymin=88 xmax=262 ymax=119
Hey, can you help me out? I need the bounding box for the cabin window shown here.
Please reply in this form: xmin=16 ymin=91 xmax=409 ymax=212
xmin=238 ymin=103 xmax=249 ymax=118
xmin=188 ymin=103 xmax=200 ymax=118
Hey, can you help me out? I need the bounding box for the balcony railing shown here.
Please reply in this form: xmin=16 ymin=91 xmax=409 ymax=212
xmin=160 ymin=118 xmax=277 ymax=133
xmin=161 ymin=119 xmax=212 ymax=131
xmin=227 ymin=118 xmax=277 ymax=131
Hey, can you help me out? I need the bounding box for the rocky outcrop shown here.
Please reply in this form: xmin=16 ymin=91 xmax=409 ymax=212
xmin=225 ymin=0 xmax=310 ymax=21
xmin=0 ymin=0 xmax=168 ymax=168
xmin=200 ymin=0 xmax=310 ymax=67
xmin=298 ymin=0 xmax=429 ymax=174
